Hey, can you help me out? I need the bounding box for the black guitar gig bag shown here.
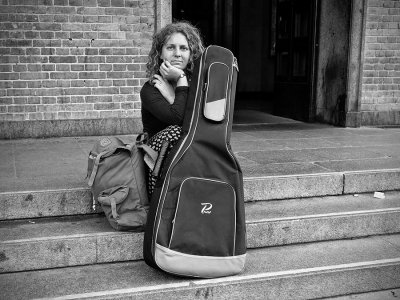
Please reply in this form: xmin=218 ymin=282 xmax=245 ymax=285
xmin=143 ymin=45 xmax=246 ymax=278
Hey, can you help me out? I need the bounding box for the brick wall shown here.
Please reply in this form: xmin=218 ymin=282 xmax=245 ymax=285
xmin=0 ymin=0 xmax=154 ymax=126
xmin=361 ymin=0 xmax=400 ymax=125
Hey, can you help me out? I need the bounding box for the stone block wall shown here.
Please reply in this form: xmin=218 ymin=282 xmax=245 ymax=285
xmin=0 ymin=0 xmax=155 ymax=138
xmin=361 ymin=0 xmax=400 ymax=125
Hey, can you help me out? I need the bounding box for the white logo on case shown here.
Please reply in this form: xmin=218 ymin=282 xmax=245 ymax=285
xmin=201 ymin=203 xmax=212 ymax=214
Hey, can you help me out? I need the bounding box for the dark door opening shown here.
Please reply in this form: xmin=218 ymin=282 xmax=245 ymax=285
xmin=172 ymin=0 xmax=235 ymax=49
xmin=172 ymin=0 xmax=319 ymax=123
xmin=273 ymin=0 xmax=318 ymax=121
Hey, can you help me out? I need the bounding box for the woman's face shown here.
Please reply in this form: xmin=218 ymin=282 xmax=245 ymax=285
xmin=160 ymin=32 xmax=190 ymax=70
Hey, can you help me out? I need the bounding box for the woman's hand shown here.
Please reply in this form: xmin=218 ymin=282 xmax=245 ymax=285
xmin=159 ymin=61 xmax=185 ymax=82
xmin=152 ymin=74 xmax=175 ymax=104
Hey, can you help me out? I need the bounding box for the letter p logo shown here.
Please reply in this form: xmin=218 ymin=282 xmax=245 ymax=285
xmin=201 ymin=203 xmax=212 ymax=214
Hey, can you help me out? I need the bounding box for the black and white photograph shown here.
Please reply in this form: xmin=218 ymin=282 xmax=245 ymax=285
xmin=0 ymin=0 xmax=400 ymax=299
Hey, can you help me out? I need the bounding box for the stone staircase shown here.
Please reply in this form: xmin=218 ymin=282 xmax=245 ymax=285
xmin=1 ymin=124 xmax=400 ymax=299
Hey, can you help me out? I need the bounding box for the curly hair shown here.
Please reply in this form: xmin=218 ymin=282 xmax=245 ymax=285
xmin=146 ymin=21 xmax=205 ymax=79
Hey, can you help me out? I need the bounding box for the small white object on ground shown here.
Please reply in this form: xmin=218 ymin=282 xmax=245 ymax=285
xmin=373 ymin=192 xmax=385 ymax=199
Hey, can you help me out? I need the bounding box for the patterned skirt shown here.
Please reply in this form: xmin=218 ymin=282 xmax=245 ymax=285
xmin=146 ymin=125 xmax=182 ymax=198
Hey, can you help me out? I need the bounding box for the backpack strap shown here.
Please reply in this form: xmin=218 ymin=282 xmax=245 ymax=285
xmin=135 ymin=132 xmax=172 ymax=175
xmin=87 ymin=145 xmax=131 ymax=187
xmin=152 ymin=141 xmax=169 ymax=177
xmin=135 ymin=132 xmax=159 ymax=171
xmin=110 ymin=197 xmax=118 ymax=220
xmin=87 ymin=150 xmax=109 ymax=187
xmin=136 ymin=132 xmax=148 ymax=145
xmin=138 ymin=144 xmax=158 ymax=170
xmin=88 ymin=137 xmax=130 ymax=187
xmin=98 ymin=186 xmax=129 ymax=220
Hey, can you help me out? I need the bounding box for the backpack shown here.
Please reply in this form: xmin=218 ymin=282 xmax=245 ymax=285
xmin=143 ymin=45 xmax=246 ymax=278
xmin=87 ymin=136 xmax=155 ymax=231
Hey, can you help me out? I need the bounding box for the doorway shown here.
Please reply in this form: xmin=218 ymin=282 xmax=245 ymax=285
xmin=273 ymin=0 xmax=319 ymax=121
xmin=172 ymin=0 xmax=319 ymax=123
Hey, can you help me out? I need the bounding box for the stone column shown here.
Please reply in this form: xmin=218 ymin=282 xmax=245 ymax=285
xmin=345 ymin=0 xmax=367 ymax=127
xmin=156 ymin=0 xmax=172 ymax=32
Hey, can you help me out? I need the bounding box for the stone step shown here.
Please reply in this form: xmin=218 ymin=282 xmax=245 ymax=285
xmin=1 ymin=234 xmax=400 ymax=300
xmin=324 ymin=288 xmax=400 ymax=300
xmin=1 ymin=191 xmax=400 ymax=273
xmin=2 ymin=169 xmax=400 ymax=221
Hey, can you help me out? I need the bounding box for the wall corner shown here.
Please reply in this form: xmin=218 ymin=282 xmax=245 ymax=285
xmin=344 ymin=0 xmax=367 ymax=127
xmin=156 ymin=0 xmax=172 ymax=32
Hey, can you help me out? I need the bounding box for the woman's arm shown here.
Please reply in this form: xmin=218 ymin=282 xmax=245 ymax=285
xmin=159 ymin=61 xmax=189 ymax=88
xmin=140 ymin=82 xmax=188 ymax=125
xmin=151 ymin=75 xmax=175 ymax=104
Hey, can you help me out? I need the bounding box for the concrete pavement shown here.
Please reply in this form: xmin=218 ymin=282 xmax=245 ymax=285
xmin=1 ymin=120 xmax=400 ymax=194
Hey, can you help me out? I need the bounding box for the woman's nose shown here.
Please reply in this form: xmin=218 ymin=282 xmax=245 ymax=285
xmin=174 ymin=48 xmax=181 ymax=56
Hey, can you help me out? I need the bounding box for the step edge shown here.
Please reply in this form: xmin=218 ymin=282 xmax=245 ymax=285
xmin=196 ymin=257 xmax=400 ymax=285
xmin=3 ymin=208 xmax=400 ymax=244
xmin=3 ymin=168 xmax=400 ymax=195
xmin=1 ymin=231 xmax=132 ymax=244
xmin=243 ymin=172 xmax=344 ymax=180
xmin=244 ymin=168 xmax=400 ymax=180
xmin=343 ymin=168 xmax=400 ymax=175
xmin=247 ymin=207 xmax=400 ymax=224
xmin=33 ymin=257 xmax=400 ymax=300
xmin=0 ymin=187 xmax=89 ymax=196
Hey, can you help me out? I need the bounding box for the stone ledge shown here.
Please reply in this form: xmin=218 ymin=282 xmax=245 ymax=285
xmin=344 ymin=111 xmax=361 ymax=127
xmin=244 ymin=174 xmax=343 ymax=201
xmin=0 ymin=189 xmax=93 ymax=220
xmin=0 ymin=118 xmax=143 ymax=139
xmin=343 ymin=169 xmax=400 ymax=194
xmin=361 ymin=110 xmax=400 ymax=127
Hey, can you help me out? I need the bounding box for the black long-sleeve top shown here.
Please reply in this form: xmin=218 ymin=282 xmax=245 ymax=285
xmin=140 ymin=81 xmax=189 ymax=138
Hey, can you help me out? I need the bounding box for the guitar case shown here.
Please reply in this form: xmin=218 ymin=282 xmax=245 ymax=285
xmin=143 ymin=45 xmax=246 ymax=278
